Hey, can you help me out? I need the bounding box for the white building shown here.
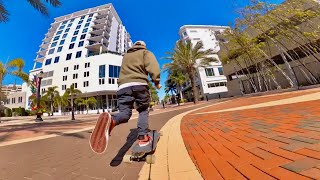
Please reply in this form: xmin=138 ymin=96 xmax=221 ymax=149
xmin=178 ymin=25 xmax=229 ymax=100
xmin=25 ymin=4 xmax=133 ymax=114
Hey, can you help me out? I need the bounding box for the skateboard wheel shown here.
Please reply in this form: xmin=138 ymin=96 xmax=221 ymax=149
xmin=123 ymin=155 xmax=132 ymax=163
xmin=146 ymin=155 xmax=156 ymax=164
xmin=159 ymin=131 xmax=163 ymax=136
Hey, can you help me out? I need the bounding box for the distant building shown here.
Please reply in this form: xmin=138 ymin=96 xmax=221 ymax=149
xmin=178 ymin=25 xmax=229 ymax=101
xmin=2 ymin=84 xmax=26 ymax=109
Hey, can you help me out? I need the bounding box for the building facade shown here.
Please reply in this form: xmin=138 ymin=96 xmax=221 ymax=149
xmin=178 ymin=25 xmax=229 ymax=100
xmin=26 ymin=4 xmax=133 ymax=114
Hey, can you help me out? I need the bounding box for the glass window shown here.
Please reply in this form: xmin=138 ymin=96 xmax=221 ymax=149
xmin=54 ymin=56 xmax=60 ymax=63
xmin=99 ymin=65 xmax=106 ymax=78
xmin=82 ymin=28 xmax=88 ymax=33
xmin=205 ymin=68 xmax=215 ymax=77
xmin=78 ymin=41 xmax=84 ymax=47
xmin=62 ymin=21 xmax=68 ymax=25
xmin=48 ymin=48 xmax=54 ymax=55
xmin=74 ymin=83 xmax=78 ymax=88
xmin=218 ymin=67 xmax=224 ymax=75
xmin=89 ymin=14 xmax=93 ymax=17
xmin=85 ymin=23 xmax=90 ymax=27
xmin=80 ymin=34 xmax=86 ymax=40
xmin=51 ymin=42 xmax=57 ymax=47
xmin=59 ymin=40 xmax=65 ymax=45
xmin=62 ymin=34 xmax=67 ymax=39
xmin=62 ymin=85 xmax=66 ymax=90
xmin=74 ymin=30 xmax=79 ymax=35
xmin=71 ymin=36 xmax=77 ymax=42
xmin=87 ymin=18 xmax=92 ymax=22
xmin=74 ymin=65 xmax=79 ymax=70
xmin=59 ymin=25 xmax=65 ymax=30
xmin=57 ymin=46 xmax=63 ymax=52
xmin=80 ymin=16 xmax=85 ymax=20
xmin=109 ymin=65 xmax=121 ymax=78
xmin=70 ymin=18 xmax=75 ymax=23
xmin=67 ymin=23 xmax=72 ymax=27
xmin=78 ymin=20 xmax=83 ymax=24
xmin=76 ymin=25 xmax=81 ymax=29
xmin=76 ymin=51 xmax=82 ymax=58
xmin=66 ymin=53 xmax=72 ymax=60
xmin=69 ymin=43 xmax=75 ymax=49
xmin=64 ymin=67 xmax=68 ymax=72
xmin=65 ymin=28 xmax=70 ymax=33
xmin=57 ymin=30 xmax=63 ymax=35
xmin=53 ymin=36 xmax=60 ymax=41
xmin=45 ymin=58 xmax=52 ymax=65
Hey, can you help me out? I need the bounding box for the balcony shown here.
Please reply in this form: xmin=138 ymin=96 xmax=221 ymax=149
xmin=88 ymin=34 xmax=109 ymax=43
xmin=40 ymin=42 xmax=50 ymax=49
xmin=92 ymin=23 xmax=105 ymax=30
xmin=94 ymin=17 xmax=107 ymax=24
xmin=37 ymin=49 xmax=48 ymax=56
xmin=86 ymin=42 xmax=108 ymax=53
xmin=43 ymin=36 xmax=53 ymax=43
xmin=34 ymin=56 xmax=45 ymax=63
xmin=90 ymin=28 xmax=105 ymax=36
xmin=96 ymin=10 xmax=109 ymax=19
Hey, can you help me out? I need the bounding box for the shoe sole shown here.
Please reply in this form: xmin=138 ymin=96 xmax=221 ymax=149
xmin=89 ymin=112 xmax=111 ymax=154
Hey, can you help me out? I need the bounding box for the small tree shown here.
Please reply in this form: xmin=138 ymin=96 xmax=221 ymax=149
xmin=65 ymin=84 xmax=81 ymax=120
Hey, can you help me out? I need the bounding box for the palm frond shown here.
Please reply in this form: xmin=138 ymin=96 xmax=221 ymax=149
xmin=0 ymin=1 xmax=9 ymax=23
xmin=27 ymin=0 xmax=48 ymax=16
xmin=7 ymin=58 xmax=25 ymax=71
xmin=10 ymin=71 xmax=29 ymax=84
xmin=45 ymin=0 xmax=61 ymax=7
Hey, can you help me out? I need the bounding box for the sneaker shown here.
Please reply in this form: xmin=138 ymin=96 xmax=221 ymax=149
xmin=138 ymin=135 xmax=153 ymax=147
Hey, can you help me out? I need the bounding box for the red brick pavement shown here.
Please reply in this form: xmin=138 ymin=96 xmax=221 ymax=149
xmin=181 ymin=92 xmax=320 ymax=179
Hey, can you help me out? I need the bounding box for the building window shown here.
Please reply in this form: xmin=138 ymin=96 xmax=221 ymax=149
xmin=85 ymin=62 xmax=90 ymax=68
xmin=62 ymin=21 xmax=68 ymax=25
xmin=59 ymin=25 xmax=65 ymax=30
xmin=80 ymin=16 xmax=85 ymax=20
xmin=68 ymin=23 xmax=72 ymax=27
xmin=89 ymin=14 xmax=93 ymax=17
xmin=53 ymin=36 xmax=60 ymax=41
xmin=18 ymin=97 xmax=23 ymax=103
xmin=45 ymin=58 xmax=52 ymax=65
xmin=54 ymin=56 xmax=60 ymax=63
xmin=57 ymin=30 xmax=63 ymax=35
xmin=108 ymin=78 xmax=115 ymax=84
xmin=99 ymin=65 xmax=106 ymax=78
xmin=87 ymin=18 xmax=92 ymax=22
xmin=76 ymin=25 xmax=81 ymax=29
xmin=62 ymin=34 xmax=67 ymax=39
xmin=208 ymin=82 xmax=227 ymax=88
xmin=78 ymin=20 xmax=83 ymax=24
xmin=69 ymin=43 xmax=75 ymax=49
xmin=74 ymin=30 xmax=79 ymax=35
xmin=48 ymin=48 xmax=55 ymax=55
xmin=183 ymin=31 xmax=187 ymax=36
xmin=109 ymin=65 xmax=121 ymax=78
xmin=12 ymin=98 xmax=15 ymax=104
xmin=76 ymin=51 xmax=82 ymax=58
xmin=57 ymin=46 xmax=63 ymax=52
xmin=70 ymin=18 xmax=75 ymax=23
xmin=83 ymin=81 xmax=89 ymax=87
xmin=62 ymin=85 xmax=66 ymax=90
xmin=65 ymin=28 xmax=70 ymax=33
xmin=82 ymin=28 xmax=88 ymax=33
xmin=218 ymin=67 xmax=224 ymax=75
xmin=74 ymin=83 xmax=78 ymax=89
xmin=59 ymin=40 xmax=65 ymax=45
xmin=66 ymin=53 xmax=72 ymax=60
xmin=73 ymin=73 xmax=78 ymax=79
xmin=85 ymin=23 xmax=90 ymax=27
xmin=80 ymin=34 xmax=86 ymax=40
xmin=64 ymin=67 xmax=68 ymax=72
xmin=74 ymin=65 xmax=79 ymax=70
xmin=190 ymin=30 xmax=198 ymax=33
xmin=78 ymin=41 xmax=84 ymax=47
xmin=51 ymin=42 xmax=57 ymax=47
xmin=205 ymin=68 xmax=215 ymax=77
xmin=71 ymin=37 xmax=77 ymax=42
xmin=99 ymin=78 xmax=105 ymax=85
xmin=63 ymin=75 xmax=68 ymax=81
xmin=84 ymin=71 xmax=89 ymax=77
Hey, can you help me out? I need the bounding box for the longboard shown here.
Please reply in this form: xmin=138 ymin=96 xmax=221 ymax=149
xmin=89 ymin=112 xmax=111 ymax=154
xmin=123 ymin=130 xmax=162 ymax=164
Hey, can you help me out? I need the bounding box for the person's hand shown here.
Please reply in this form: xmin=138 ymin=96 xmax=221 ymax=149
xmin=155 ymin=83 xmax=162 ymax=90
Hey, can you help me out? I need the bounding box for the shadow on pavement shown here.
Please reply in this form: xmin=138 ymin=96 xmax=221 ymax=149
xmin=110 ymin=128 xmax=138 ymax=167
xmin=0 ymin=133 xmax=12 ymax=143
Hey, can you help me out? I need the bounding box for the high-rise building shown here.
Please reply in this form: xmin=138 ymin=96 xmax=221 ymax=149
xmin=26 ymin=4 xmax=133 ymax=113
xmin=178 ymin=25 xmax=229 ymax=100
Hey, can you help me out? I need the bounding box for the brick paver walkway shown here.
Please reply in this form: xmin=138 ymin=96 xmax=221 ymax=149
xmin=181 ymin=89 xmax=320 ymax=179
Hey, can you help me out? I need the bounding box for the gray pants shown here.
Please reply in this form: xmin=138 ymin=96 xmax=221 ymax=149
xmin=112 ymin=85 xmax=150 ymax=136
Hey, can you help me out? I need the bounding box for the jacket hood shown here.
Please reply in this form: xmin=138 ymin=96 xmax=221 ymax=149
xmin=127 ymin=45 xmax=146 ymax=53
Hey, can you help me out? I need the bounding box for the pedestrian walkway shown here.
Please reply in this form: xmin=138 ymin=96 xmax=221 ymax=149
xmin=181 ymin=88 xmax=320 ymax=179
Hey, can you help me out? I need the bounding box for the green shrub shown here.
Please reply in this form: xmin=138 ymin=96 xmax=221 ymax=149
xmin=5 ymin=108 xmax=12 ymax=117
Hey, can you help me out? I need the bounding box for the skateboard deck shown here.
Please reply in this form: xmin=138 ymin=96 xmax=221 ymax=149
xmin=123 ymin=130 xmax=162 ymax=164
xmin=89 ymin=112 xmax=111 ymax=154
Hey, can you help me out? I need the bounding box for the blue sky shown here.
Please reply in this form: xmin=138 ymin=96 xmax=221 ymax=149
xmin=0 ymin=0 xmax=282 ymax=100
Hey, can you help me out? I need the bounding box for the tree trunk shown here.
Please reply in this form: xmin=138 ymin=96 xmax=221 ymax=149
xmin=189 ymin=68 xmax=198 ymax=104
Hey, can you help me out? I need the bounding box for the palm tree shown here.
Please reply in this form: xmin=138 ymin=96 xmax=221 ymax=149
xmin=0 ymin=0 xmax=61 ymax=22
xmin=29 ymin=94 xmax=48 ymax=113
xmin=164 ymin=40 xmax=218 ymax=104
xmin=169 ymin=70 xmax=187 ymax=103
xmin=0 ymin=58 xmax=29 ymax=93
xmin=53 ymin=92 xmax=69 ymax=115
xmin=65 ymin=84 xmax=81 ymax=120
xmin=44 ymin=86 xmax=59 ymax=116
xmin=75 ymin=97 xmax=97 ymax=114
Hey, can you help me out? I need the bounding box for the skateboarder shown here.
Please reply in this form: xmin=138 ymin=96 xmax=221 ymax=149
xmin=91 ymin=40 xmax=161 ymax=152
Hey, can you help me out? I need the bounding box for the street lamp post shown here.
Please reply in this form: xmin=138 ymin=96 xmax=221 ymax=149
xmin=35 ymin=71 xmax=44 ymax=122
